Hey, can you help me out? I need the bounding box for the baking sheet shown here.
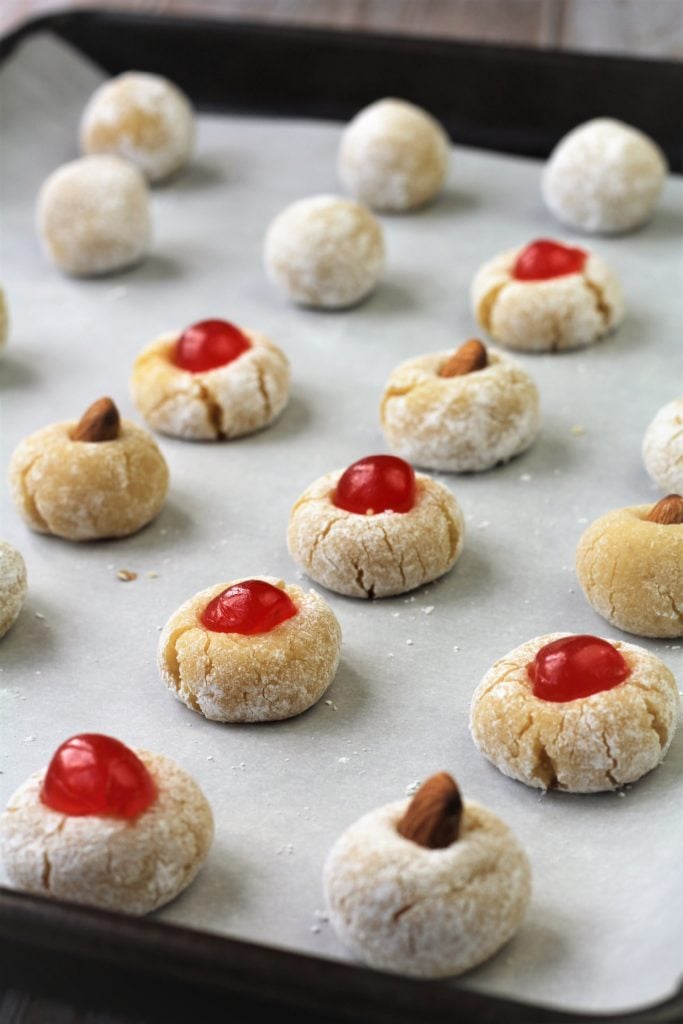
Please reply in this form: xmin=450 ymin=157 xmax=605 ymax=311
xmin=1 ymin=32 xmax=682 ymax=1016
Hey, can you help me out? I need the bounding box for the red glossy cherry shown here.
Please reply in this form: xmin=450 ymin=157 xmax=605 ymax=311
xmin=201 ymin=579 xmax=297 ymax=635
xmin=527 ymin=635 xmax=631 ymax=703
xmin=40 ymin=734 xmax=157 ymax=818
xmin=333 ymin=455 xmax=416 ymax=515
xmin=513 ymin=239 xmax=587 ymax=281
xmin=173 ymin=319 xmax=251 ymax=373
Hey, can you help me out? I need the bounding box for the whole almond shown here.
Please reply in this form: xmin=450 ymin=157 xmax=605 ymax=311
xmin=439 ymin=339 xmax=488 ymax=378
xmin=396 ymin=772 xmax=462 ymax=849
xmin=646 ymin=494 xmax=683 ymax=525
xmin=71 ymin=397 xmax=120 ymax=442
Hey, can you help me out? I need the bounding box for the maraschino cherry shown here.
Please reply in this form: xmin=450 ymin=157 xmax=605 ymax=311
xmin=333 ymin=455 xmax=416 ymax=515
xmin=40 ymin=734 xmax=157 ymax=818
xmin=201 ymin=579 xmax=297 ymax=635
xmin=513 ymin=240 xmax=587 ymax=282
xmin=528 ymin=635 xmax=631 ymax=703
xmin=173 ymin=319 xmax=251 ymax=373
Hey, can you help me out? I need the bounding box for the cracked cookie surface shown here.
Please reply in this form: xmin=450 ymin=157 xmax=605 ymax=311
xmin=157 ymin=577 xmax=341 ymax=722
xmin=380 ymin=348 xmax=539 ymax=472
xmin=8 ymin=419 xmax=168 ymax=541
xmin=323 ymin=798 xmax=530 ymax=977
xmin=469 ymin=633 xmax=679 ymax=792
xmin=471 ymin=245 xmax=624 ymax=351
xmin=576 ymin=504 xmax=683 ymax=638
xmin=287 ymin=471 xmax=464 ymax=598
xmin=130 ymin=329 xmax=290 ymax=440
xmin=0 ymin=751 xmax=213 ymax=915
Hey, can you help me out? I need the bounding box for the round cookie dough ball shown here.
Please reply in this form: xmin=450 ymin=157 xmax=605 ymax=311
xmin=0 ymin=735 xmax=213 ymax=915
xmin=287 ymin=454 xmax=464 ymax=598
xmin=471 ymin=238 xmax=624 ymax=352
xmin=36 ymin=155 xmax=151 ymax=276
xmin=380 ymin=339 xmax=540 ymax=472
xmin=158 ymin=577 xmax=342 ymax=722
xmin=338 ymin=97 xmax=450 ymax=211
xmin=9 ymin=397 xmax=169 ymax=541
xmin=324 ymin=773 xmax=531 ymax=977
xmin=0 ymin=286 xmax=8 ymax=353
xmin=542 ymin=118 xmax=668 ymax=234
xmin=0 ymin=542 xmax=27 ymax=639
xmin=130 ymin=318 xmax=290 ymax=440
xmin=264 ymin=195 xmax=384 ymax=309
xmin=470 ymin=633 xmax=679 ymax=792
xmin=80 ymin=71 xmax=195 ymax=183
xmin=575 ymin=495 xmax=683 ymax=638
xmin=643 ymin=398 xmax=683 ymax=495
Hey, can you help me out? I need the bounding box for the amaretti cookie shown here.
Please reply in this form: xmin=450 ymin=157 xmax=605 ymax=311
xmin=380 ymin=339 xmax=540 ymax=472
xmin=338 ymin=97 xmax=450 ymax=211
xmin=80 ymin=72 xmax=195 ymax=183
xmin=0 ymin=542 xmax=27 ymax=639
xmin=323 ymin=773 xmax=531 ymax=977
xmin=264 ymin=195 xmax=384 ymax=308
xmin=36 ymin=155 xmax=151 ymax=276
xmin=287 ymin=454 xmax=464 ymax=598
xmin=642 ymin=398 xmax=683 ymax=495
xmin=542 ymin=118 xmax=668 ymax=234
xmin=157 ymin=577 xmax=341 ymax=722
xmin=471 ymin=238 xmax=624 ymax=351
xmin=576 ymin=495 xmax=683 ymax=638
xmin=470 ymin=633 xmax=679 ymax=792
xmin=130 ymin=318 xmax=290 ymax=440
xmin=0 ymin=733 xmax=213 ymax=915
xmin=9 ymin=397 xmax=169 ymax=541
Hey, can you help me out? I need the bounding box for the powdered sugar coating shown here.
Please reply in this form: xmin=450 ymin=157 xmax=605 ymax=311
xmin=324 ymin=798 xmax=530 ymax=977
xmin=338 ymin=97 xmax=450 ymax=211
xmin=80 ymin=72 xmax=194 ymax=183
xmin=542 ymin=118 xmax=667 ymax=234
xmin=130 ymin=328 xmax=290 ymax=440
xmin=0 ymin=542 xmax=27 ymax=639
xmin=471 ymin=245 xmax=624 ymax=351
xmin=642 ymin=398 xmax=683 ymax=495
xmin=470 ymin=633 xmax=679 ymax=792
xmin=9 ymin=418 xmax=169 ymax=541
xmin=287 ymin=471 xmax=464 ymax=598
xmin=37 ymin=156 xmax=151 ymax=276
xmin=380 ymin=348 xmax=540 ymax=472
xmin=0 ymin=750 xmax=213 ymax=915
xmin=264 ymin=195 xmax=384 ymax=308
xmin=157 ymin=577 xmax=342 ymax=722
xmin=576 ymin=505 xmax=683 ymax=638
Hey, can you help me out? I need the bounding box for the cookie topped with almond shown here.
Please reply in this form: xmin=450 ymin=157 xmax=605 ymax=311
xmin=323 ymin=772 xmax=531 ymax=977
xmin=380 ymin=338 xmax=540 ymax=472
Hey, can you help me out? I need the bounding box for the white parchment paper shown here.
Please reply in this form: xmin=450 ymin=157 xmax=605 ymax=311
xmin=0 ymin=33 xmax=681 ymax=1016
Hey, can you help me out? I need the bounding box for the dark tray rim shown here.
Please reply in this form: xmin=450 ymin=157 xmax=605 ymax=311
xmin=1 ymin=9 xmax=681 ymax=1024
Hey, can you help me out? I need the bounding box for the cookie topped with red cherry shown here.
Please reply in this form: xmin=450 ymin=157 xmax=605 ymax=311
xmin=130 ymin=317 xmax=290 ymax=440
xmin=287 ymin=454 xmax=465 ymax=598
xmin=471 ymin=238 xmax=624 ymax=351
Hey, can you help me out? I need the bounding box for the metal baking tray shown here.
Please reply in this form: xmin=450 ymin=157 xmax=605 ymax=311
xmin=0 ymin=11 xmax=681 ymax=1024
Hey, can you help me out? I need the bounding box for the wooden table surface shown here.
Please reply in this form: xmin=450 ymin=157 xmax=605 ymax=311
xmin=2 ymin=0 xmax=683 ymax=59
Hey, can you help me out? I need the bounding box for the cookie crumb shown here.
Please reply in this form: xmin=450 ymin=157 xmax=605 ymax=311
xmin=117 ymin=570 xmax=138 ymax=582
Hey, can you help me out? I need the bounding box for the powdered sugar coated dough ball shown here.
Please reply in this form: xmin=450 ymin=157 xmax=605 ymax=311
xmin=37 ymin=156 xmax=151 ymax=276
xmin=264 ymin=195 xmax=385 ymax=309
xmin=339 ymin=98 xmax=450 ymax=211
xmin=542 ymin=118 xmax=667 ymax=234
xmin=80 ymin=72 xmax=195 ymax=183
